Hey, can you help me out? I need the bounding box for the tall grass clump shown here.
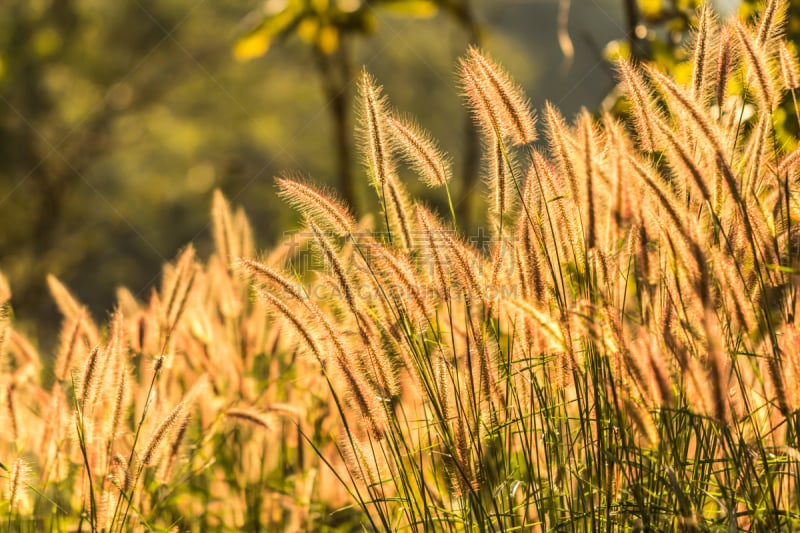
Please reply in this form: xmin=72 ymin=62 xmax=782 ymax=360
xmin=241 ymin=1 xmax=800 ymax=529
xmin=0 ymin=194 xmax=352 ymax=530
xmin=5 ymin=1 xmax=800 ymax=530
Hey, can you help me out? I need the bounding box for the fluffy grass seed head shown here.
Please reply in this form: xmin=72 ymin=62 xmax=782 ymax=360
xmin=6 ymin=458 xmax=27 ymax=514
xmin=731 ymin=20 xmax=777 ymax=111
xmin=387 ymin=114 xmax=452 ymax=188
xmin=226 ymin=408 xmax=272 ymax=430
xmin=755 ymin=0 xmax=787 ymax=48
xmin=212 ymin=189 xmax=237 ymax=265
xmin=4 ymin=383 xmax=18 ymax=442
xmin=579 ymin=109 xmax=597 ymax=249
xmin=779 ymin=41 xmax=800 ymax=90
xmin=309 ymin=221 xmax=357 ymax=313
xmin=461 ymin=46 xmax=537 ymax=145
xmin=276 ymin=175 xmax=355 ymax=237
xmin=162 ymin=245 xmax=198 ymax=334
xmin=646 ymin=64 xmax=727 ymax=156
xmin=54 ymin=313 xmax=87 ymax=382
xmin=47 ymin=274 xmax=99 ymax=346
xmin=141 ymin=400 xmax=186 ymax=466
xmin=415 ymin=205 xmax=451 ymax=299
xmin=385 ymin=177 xmax=414 ymax=253
xmin=106 ymin=360 xmax=129 ymax=446
xmin=79 ymin=345 xmax=100 ymax=410
xmin=236 ymin=257 xmax=308 ymax=303
xmin=488 ymin=134 xmax=510 ymax=225
xmin=257 ymin=288 xmax=325 ymax=365
xmin=110 ymin=453 xmax=130 ymax=492
xmin=690 ymin=5 xmax=718 ymax=103
xmin=618 ymin=60 xmax=659 ymax=152
xmin=544 ymin=102 xmax=582 ymax=207
xmin=0 ymin=273 xmax=9 ymax=305
xmin=358 ymin=69 xmax=393 ymax=189
xmin=716 ymin=26 xmax=733 ymax=106
xmin=47 ymin=274 xmax=85 ymax=322
xmin=371 ymin=244 xmax=431 ymax=328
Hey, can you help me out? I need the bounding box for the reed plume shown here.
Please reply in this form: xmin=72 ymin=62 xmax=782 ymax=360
xmin=141 ymin=401 xmax=186 ymax=466
xmin=416 ymin=205 xmax=451 ymax=299
xmin=226 ymin=408 xmax=272 ymax=430
xmin=257 ymin=289 xmax=324 ymax=364
xmin=359 ymin=69 xmax=393 ymax=189
xmin=716 ymin=26 xmax=733 ymax=107
xmin=110 ymin=453 xmax=130 ymax=492
xmin=47 ymin=274 xmax=86 ymax=322
xmin=309 ymin=222 xmax=356 ymax=312
xmin=779 ymin=41 xmax=799 ymax=90
xmin=276 ymin=175 xmax=355 ymax=237
xmin=755 ymin=0 xmax=786 ymax=48
xmin=618 ymin=60 xmax=659 ymax=151
xmin=55 ymin=314 xmax=86 ymax=381
xmin=691 ymin=6 xmax=716 ymax=103
xmin=387 ymin=115 xmax=452 ymax=188
xmin=212 ymin=188 xmax=237 ymax=265
xmin=6 ymin=458 xmax=26 ymax=513
xmin=162 ymin=245 xmax=197 ymax=334
xmin=79 ymin=345 xmax=100 ymax=410
xmin=106 ymin=360 xmax=129 ymax=446
xmin=461 ymin=46 xmax=537 ymax=144
xmin=732 ymin=20 xmax=777 ymax=111
xmin=385 ymin=177 xmax=414 ymax=252
xmin=5 ymin=383 xmax=18 ymax=442
xmin=489 ymin=135 xmax=509 ymax=224
xmin=579 ymin=110 xmax=597 ymax=250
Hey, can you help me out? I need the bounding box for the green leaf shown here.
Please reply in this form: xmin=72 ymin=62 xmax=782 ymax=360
xmin=638 ymin=0 xmax=663 ymax=20
xmin=233 ymin=7 xmax=305 ymax=61
xmin=234 ymin=30 xmax=272 ymax=61
xmin=765 ymin=263 xmax=800 ymax=274
xmin=378 ymin=0 xmax=438 ymax=18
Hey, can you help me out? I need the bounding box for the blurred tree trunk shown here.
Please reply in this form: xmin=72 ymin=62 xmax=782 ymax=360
xmin=0 ymin=1 xmax=215 ymax=343
xmin=623 ymin=0 xmax=642 ymax=58
xmin=2 ymin=2 xmax=81 ymax=335
xmin=313 ymin=43 xmax=357 ymax=213
xmin=443 ymin=0 xmax=483 ymax=231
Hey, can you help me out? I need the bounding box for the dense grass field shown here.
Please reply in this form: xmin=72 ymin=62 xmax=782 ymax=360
xmin=5 ymin=1 xmax=800 ymax=530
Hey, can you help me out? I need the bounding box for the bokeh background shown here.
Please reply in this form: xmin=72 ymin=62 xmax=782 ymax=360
xmin=0 ymin=0 xmax=770 ymax=349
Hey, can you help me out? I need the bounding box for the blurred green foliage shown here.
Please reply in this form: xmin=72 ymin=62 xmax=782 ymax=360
xmin=604 ymin=1 xmax=800 ymax=149
xmin=232 ymin=0 xmax=482 ymax=215
xmin=0 ymin=0 xmax=317 ymax=343
xmin=0 ymin=0 xmax=697 ymax=350
xmin=603 ymin=0 xmax=706 ymax=87
xmin=741 ymin=0 xmax=800 ymax=145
